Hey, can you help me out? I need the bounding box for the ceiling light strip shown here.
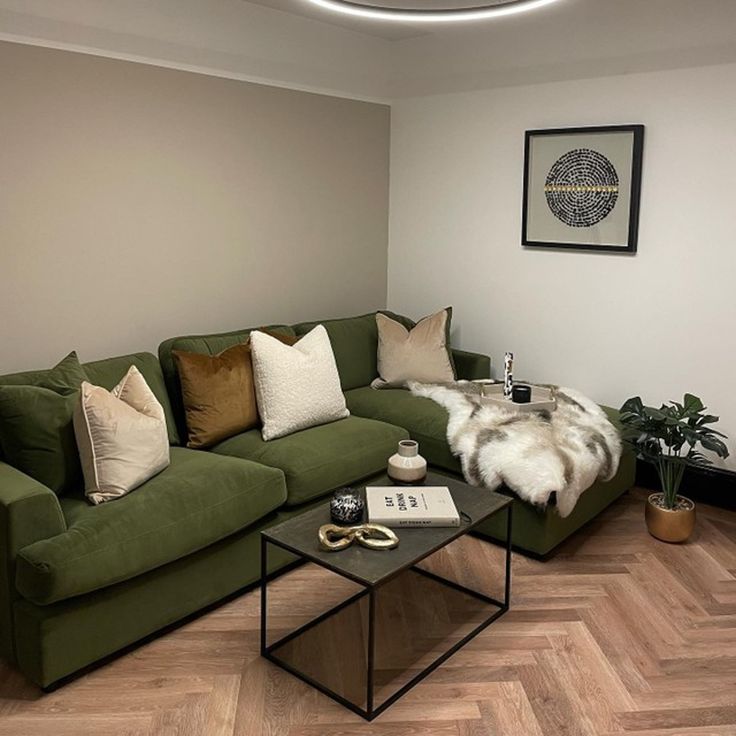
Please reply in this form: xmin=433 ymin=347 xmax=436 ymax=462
xmin=305 ymin=0 xmax=561 ymax=23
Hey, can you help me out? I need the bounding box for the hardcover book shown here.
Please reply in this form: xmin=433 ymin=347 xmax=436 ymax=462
xmin=365 ymin=486 xmax=460 ymax=528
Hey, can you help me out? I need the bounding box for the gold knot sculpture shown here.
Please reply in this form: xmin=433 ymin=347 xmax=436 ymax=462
xmin=318 ymin=523 xmax=399 ymax=552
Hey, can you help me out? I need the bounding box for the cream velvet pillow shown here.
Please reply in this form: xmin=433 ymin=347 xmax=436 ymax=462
xmin=73 ymin=365 xmax=170 ymax=505
xmin=250 ymin=325 xmax=349 ymax=441
xmin=372 ymin=308 xmax=455 ymax=389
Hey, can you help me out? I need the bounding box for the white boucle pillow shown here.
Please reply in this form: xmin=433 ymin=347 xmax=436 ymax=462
xmin=73 ymin=365 xmax=170 ymax=505
xmin=250 ymin=325 xmax=349 ymax=441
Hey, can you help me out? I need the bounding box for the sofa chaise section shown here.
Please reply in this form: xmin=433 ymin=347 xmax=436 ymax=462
xmin=348 ymin=387 xmax=636 ymax=557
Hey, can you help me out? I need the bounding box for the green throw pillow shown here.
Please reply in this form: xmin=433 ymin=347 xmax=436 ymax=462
xmin=0 ymin=352 xmax=87 ymax=494
xmin=37 ymin=350 xmax=89 ymax=395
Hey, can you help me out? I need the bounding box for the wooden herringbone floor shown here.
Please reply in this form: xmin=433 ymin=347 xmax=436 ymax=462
xmin=1 ymin=488 xmax=736 ymax=735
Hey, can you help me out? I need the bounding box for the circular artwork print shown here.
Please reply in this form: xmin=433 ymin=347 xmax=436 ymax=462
xmin=544 ymin=148 xmax=619 ymax=228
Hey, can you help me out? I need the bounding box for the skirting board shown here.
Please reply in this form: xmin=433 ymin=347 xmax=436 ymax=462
xmin=636 ymin=460 xmax=736 ymax=511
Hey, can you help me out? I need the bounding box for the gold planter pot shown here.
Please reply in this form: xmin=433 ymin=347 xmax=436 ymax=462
xmin=645 ymin=493 xmax=696 ymax=543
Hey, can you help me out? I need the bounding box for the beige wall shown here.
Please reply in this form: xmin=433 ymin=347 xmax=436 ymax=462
xmin=389 ymin=63 xmax=736 ymax=469
xmin=0 ymin=41 xmax=390 ymax=373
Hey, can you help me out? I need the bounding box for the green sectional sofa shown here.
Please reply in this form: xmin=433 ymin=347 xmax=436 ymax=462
xmin=0 ymin=311 xmax=634 ymax=688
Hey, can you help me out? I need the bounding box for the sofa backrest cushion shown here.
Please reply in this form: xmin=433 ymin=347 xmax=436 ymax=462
xmin=0 ymin=366 xmax=67 ymax=389
xmin=158 ymin=325 xmax=296 ymax=442
xmin=0 ymin=351 xmax=177 ymax=473
xmin=83 ymin=353 xmax=180 ymax=446
xmin=292 ymin=311 xmax=413 ymax=392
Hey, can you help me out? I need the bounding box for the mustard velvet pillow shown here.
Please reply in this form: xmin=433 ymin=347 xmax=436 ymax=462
xmin=173 ymin=331 xmax=298 ymax=449
xmin=74 ymin=365 xmax=170 ymax=505
xmin=372 ymin=307 xmax=455 ymax=388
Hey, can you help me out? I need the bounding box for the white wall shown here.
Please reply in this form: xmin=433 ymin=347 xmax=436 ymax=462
xmin=388 ymin=63 xmax=736 ymax=468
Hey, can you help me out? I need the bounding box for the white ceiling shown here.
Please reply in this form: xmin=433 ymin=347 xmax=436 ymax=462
xmin=0 ymin=0 xmax=735 ymax=100
xmin=244 ymin=0 xmax=430 ymax=40
xmin=390 ymin=0 xmax=736 ymax=97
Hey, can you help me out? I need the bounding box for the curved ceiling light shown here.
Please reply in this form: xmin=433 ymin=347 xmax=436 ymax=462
xmin=305 ymin=0 xmax=562 ymax=23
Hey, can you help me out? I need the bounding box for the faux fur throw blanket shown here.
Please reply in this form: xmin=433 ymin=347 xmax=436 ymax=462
xmin=409 ymin=381 xmax=622 ymax=517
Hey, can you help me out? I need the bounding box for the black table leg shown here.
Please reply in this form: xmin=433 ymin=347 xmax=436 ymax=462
xmin=367 ymin=587 xmax=376 ymax=718
xmin=260 ymin=534 xmax=268 ymax=656
xmin=504 ymin=502 xmax=513 ymax=608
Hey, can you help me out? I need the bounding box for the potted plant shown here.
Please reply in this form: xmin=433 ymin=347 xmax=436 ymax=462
xmin=619 ymin=394 xmax=729 ymax=543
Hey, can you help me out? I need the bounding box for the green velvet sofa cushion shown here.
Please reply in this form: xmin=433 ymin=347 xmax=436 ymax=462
xmin=211 ymin=416 xmax=409 ymax=506
xmin=452 ymin=348 xmax=491 ymax=380
xmin=345 ymin=386 xmax=460 ymax=473
xmin=158 ymin=324 xmax=296 ymax=441
xmin=0 ymin=352 xmax=88 ymax=494
xmin=15 ymin=447 xmax=287 ymax=605
xmin=291 ymin=311 xmax=415 ymax=392
xmin=292 ymin=313 xmax=378 ymax=391
xmin=83 ymin=352 xmax=180 ymax=446
xmin=0 ymin=387 xmax=82 ymax=496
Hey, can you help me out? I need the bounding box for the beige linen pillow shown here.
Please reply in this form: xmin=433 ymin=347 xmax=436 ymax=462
xmin=73 ymin=365 xmax=170 ymax=504
xmin=372 ymin=308 xmax=455 ymax=388
xmin=250 ymin=325 xmax=349 ymax=441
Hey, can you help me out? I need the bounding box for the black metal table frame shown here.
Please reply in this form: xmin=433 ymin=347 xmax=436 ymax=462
xmin=260 ymin=503 xmax=512 ymax=721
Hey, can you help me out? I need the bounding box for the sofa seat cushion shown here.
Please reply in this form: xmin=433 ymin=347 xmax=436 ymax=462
xmin=211 ymin=416 xmax=409 ymax=506
xmin=345 ymin=387 xmax=461 ymax=474
xmin=15 ymin=447 xmax=286 ymax=605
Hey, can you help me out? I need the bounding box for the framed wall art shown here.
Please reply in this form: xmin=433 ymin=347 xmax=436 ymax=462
xmin=522 ymin=124 xmax=644 ymax=253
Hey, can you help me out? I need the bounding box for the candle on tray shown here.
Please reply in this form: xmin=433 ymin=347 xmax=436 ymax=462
xmin=503 ymin=352 xmax=514 ymax=400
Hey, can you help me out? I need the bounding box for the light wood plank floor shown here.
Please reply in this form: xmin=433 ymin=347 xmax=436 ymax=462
xmin=1 ymin=488 xmax=736 ymax=735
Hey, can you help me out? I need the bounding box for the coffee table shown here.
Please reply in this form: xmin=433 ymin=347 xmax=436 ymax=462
xmin=260 ymin=472 xmax=512 ymax=721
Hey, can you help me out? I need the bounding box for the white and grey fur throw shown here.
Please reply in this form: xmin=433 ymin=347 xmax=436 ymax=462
xmin=409 ymin=381 xmax=622 ymax=517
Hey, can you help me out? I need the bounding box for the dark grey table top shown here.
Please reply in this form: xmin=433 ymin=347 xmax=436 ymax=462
xmin=262 ymin=472 xmax=511 ymax=587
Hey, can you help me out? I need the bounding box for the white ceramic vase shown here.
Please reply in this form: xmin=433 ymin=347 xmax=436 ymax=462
xmin=387 ymin=440 xmax=427 ymax=484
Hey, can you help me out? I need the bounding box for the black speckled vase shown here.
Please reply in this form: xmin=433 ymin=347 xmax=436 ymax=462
xmin=330 ymin=488 xmax=364 ymax=525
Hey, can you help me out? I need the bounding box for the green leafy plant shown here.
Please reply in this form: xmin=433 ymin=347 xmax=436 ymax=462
xmin=619 ymin=394 xmax=729 ymax=509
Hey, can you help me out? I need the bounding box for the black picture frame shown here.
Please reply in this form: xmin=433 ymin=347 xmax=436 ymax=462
xmin=521 ymin=124 xmax=644 ymax=253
